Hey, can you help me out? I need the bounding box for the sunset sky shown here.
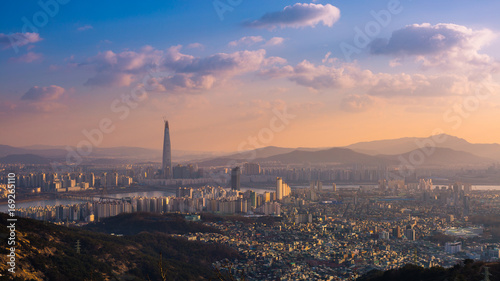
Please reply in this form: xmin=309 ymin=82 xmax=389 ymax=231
xmin=1 ymin=0 xmax=500 ymax=152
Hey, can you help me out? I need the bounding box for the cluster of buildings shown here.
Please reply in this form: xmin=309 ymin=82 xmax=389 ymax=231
xmin=15 ymin=178 xmax=295 ymax=222
xmin=0 ymin=171 xmax=133 ymax=193
xmin=174 ymin=185 xmax=500 ymax=280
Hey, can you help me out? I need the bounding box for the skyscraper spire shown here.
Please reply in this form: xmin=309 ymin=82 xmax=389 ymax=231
xmin=162 ymin=120 xmax=172 ymax=179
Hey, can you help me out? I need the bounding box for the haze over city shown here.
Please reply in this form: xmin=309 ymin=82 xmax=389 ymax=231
xmin=1 ymin=0 xmax=500 ymax=152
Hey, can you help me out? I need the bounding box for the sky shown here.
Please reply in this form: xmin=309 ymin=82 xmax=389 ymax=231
xmin=1 ymin=0 xmax=500 ymax=152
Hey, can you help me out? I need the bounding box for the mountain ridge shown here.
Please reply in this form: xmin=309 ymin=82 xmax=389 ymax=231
xmin=2 ymin=134 xmax=499 ymax=165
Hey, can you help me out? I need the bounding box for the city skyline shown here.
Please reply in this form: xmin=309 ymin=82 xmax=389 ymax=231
xmin=3 ymin=2 xmax=500 ymax=280
xmin=0 ymin=1 xmax=500 ymax=151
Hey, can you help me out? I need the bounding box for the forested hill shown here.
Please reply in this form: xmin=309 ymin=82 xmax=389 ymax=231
xmin=358 ymin=260 xmax=500 ymax=281
xmin=0 ymin=213 xmax=239 ymax=281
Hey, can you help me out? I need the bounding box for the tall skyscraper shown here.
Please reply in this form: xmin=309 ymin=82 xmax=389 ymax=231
xmin=276 ymin=177 xmax=283 ymax=200
xmin=231 ymin=167 xmax=241 ymax=191
xmin=392 ymin=226 xmax=401 ymax=238
xmin=162 ymin=120 xmax=172 ymax=179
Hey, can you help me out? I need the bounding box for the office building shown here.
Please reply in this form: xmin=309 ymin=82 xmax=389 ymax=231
xmin=231 ymin=167 xmax=241 ymax=191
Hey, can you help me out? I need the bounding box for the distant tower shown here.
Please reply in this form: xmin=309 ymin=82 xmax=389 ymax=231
xmin=231 ymin=167 xmax=241 ymax=191
xmin=162 ymin=120 xmax=172 ymax=179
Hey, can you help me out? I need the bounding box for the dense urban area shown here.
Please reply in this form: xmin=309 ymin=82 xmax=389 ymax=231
xmin=2 ymin=159 xmax=500 ymax=280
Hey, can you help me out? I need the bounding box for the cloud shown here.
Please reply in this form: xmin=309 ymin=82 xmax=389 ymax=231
xmin=187 ymin=43 xmax=204 ymax=49
xmin=9 ymin=52 xmax=43 ymax=63
xmin=260 ymin=60 xmax=366 ymax=89
xmin=341 ymin=94 xmax=375 ymax=112
xmin=21 ymin=85 xmax=66 ymax=101
xmin=96 ymin=39 xmax=112 ymax=49
xmin=229 ymin=36 xmax=285 ymax=48
xmin=77 ymin=25 xmax=93 ymax=31
xmin=259 ymin=59 xmax=497 ymax=98
xmin=236 ymin=99 xmax=288 ymax=121
xmin=162 ymin=46 xmax=281 ymax=75
xmin=146 ymin=74 xmax=216 ymax=91
xmin=81 ymin=45 xmax=286 ymax=91
xmin=27 ymin=101 xmax=67 ymax=112
xmin=229 ymin=36 xmax=264 ymax=47
xmin=321 ymin=51 xmax=335 ymax=64
xmin=370 ymin=23 xmax=497 ymax=69
xmin=0 ymin=32 xmax=42 ymax=50
xmin=81 ymin=46 xmax=163 ymax=87
xmin=154 ymin=47 xmax=284 ymax=90
xmin=264 ymin=37 xmax=285 ymax=46
xmin=244 ymin=3 xmax=340 ymax=29
xmin=0 ymin=100 xmax=17 ymax=113
xmin=84 ymin=73 xmax=134 ymax=87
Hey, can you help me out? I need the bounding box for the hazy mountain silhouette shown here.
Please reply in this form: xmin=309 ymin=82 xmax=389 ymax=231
xmin=224 ymin=146 xmax=297 ymax=159
xmin=0 ymin=144 xmax=32 ymax=157
xmin=0 ymin=144 xmax=225 ymax=163
xmin=0 ymin=154 xmax=52 ymax=164
xmin=347 ymin=134 xmax=500 ymax=160
xmin=201 ymin=147 xmax=494 ymax=168
xmin=378 ymin=147 xmax=494 ymax=167
xmin=3 ymin=134 xmax=499 ymax=166
xmin=256 ymin=147 xmax=393 ymax=165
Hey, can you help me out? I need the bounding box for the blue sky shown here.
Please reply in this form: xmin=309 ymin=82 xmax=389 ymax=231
xmin=1 ymin=0 xmax=500 ymax=151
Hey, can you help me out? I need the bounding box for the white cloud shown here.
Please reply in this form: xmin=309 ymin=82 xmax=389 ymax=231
xmin=341 ymin=94 xmax=375 ymax=112
xmin=21 ymin=85 xmax=66 ymax=101
xmin=84 ymin=73 xmax=134 ymax=87
xmin=0 ymin=32 xmax=42 ymax=50
xmin=81 ymin=46 xmax=163 ymax=87
xmin=9 ymin=52 xmax=43 ymax=63
xmin=264 ymin=37 xmax=285 ymax=46
xmin=244 ymin=3 xmax=340 ymax=29
xmin=77 ymin=25 xmax=93 ymax=31
xmin=187 ymin=43 xmax=204 ymax=49
xmin=259 ymin=59 xmax=497 ymax=98
xmin=229 ymin=36 xmax=264 ymax=47
xmin=81 ymin=45 xmax=286 ymax=91
xmin=370 ymin=23 xmax=497 ymax=70
xmin=321 ymin=51 xmax=335 ymax=64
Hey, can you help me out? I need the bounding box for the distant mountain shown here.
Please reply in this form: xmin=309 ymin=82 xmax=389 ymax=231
xmin=93 ymin=146 xmax=161 ymax=159
xmin=224 ymin=146 xmax=297 ymax=159
xmin=21 ymin=144 xmax=66 ymax=150
xmin=0 ymin=144 xmax=31 ymax=157
xmin=0 ymin=144 xmax=228 ymax=164
xmin=379 ymin=147 xmax=495 ymax=167
xmin=244 ymin=147 xmax=493 ymax=168
xmin=257 ymin=147 xmax=396 ymax=166
xmin=196 ymin=157 xmax=241 ymax=167
xmin=196 ymin=146 xmax=333 ymax=167
xmin=347 ymin=134 xmax=500 ymax=160
xmin=5 ymin=134 xmax=500 ymax=166
xmin=0 ymin=154 xmax=52 ymax=164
